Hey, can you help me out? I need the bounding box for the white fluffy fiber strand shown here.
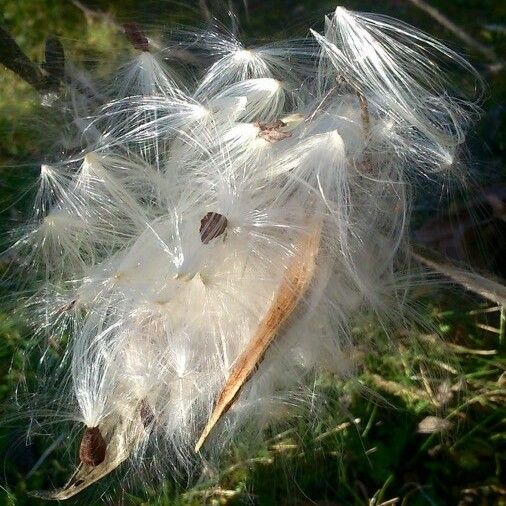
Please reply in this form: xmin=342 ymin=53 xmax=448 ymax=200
xmin=10 ymin=5 xmax=479 ymax=494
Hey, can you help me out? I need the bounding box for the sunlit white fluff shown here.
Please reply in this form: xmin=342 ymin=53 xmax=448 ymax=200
xmin=312 ymin=7 xmax=480 ymax=173
xmin=9 ymin=5 xmax=480 ymax=499
xmin=193 ymin=32 xmax=316 ymax=99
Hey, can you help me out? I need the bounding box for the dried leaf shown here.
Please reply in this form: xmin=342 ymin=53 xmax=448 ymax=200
xmin=256 ymin=120 xmax=292 ymax=143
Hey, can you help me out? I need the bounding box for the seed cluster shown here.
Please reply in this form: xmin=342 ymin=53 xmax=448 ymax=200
xmin=14 ymin=5 xmax=477 ymax=499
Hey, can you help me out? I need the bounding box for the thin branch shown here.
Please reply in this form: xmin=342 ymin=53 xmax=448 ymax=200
xmin=199 ymin=0 xmax=213 ymax=25
xmin=71 ymin=0 xmax=121 ymax=30
xmin=71 ymin=0 xmax=202 ymax=65
xmin=406 ymin=0 xmax=503 ymax=71
xmin=0 ymin=24 xmax=65 ymax=95
xmin=411 ymin=245 xmax=506 ymax=307
xmin=0 ymin=24 xmax=46 ymax=91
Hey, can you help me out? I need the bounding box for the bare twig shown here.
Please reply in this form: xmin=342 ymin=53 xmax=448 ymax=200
xmin=411 ymin=245 xmax=506 ymax=307
xmin=71 ymin=0 xmax=202 ymax=65
xmin=406 ymin=0 xmax=503 ymax=71
xmin=0 ymin=25 xmax=46 ymax=91
xmin=499 ymin=307 xmax=505 ymax=350
xmin=71 ymin=0 xmax=121 ymax=30
xmin=199 ymin=0 xmax=213 ymax=24
xmin=357 ymin=91 xmax=370 ymax=139
xmin=0 ymin=24 xmax=65 ymax=95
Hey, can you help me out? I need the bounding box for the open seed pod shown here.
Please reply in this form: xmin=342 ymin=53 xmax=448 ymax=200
xmin=8 ymin=4 xmax=480 ymax=500
xmin=32 ymin=405 xmax=146 ymax=500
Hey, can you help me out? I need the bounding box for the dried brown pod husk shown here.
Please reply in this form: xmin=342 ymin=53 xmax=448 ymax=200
xmin=195 ymin=221 xmax=322 ymax=452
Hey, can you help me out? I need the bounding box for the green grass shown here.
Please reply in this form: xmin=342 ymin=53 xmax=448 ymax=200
xmin=0 ymin=1 xmax=505 ymax=504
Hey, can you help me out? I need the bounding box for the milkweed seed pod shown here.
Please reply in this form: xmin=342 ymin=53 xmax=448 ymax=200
xmin=7 ymin=5 xmax=480 ymax=500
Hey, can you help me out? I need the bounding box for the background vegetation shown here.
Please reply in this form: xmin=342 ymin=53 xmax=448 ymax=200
xmin=0 ymin=0 xmax=505 ymax=504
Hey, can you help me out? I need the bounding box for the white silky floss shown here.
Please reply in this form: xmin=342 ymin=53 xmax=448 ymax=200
xmin=13 ymin=5 xmax=479 ymax=499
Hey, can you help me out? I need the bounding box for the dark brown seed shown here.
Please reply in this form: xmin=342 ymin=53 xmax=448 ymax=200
xmin=79 ymin=426 xmax=107 ymax=467
xmin=140 ymin=398 xmax=155 ymax=428
xmin=123 ymin=23 xmax=149 ymax=52
xmin=200 ymin=212 xmax=228 ymax=244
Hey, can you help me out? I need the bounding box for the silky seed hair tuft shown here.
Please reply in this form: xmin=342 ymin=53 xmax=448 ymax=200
xmin=6 ymin=4 xmax=481 ymax=500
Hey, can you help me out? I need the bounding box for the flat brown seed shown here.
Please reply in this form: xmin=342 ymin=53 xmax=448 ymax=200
xmin=79 ymin=426 xmax=107 ymax=467
xmin=200 ymin=212 xmax=227 ymax=244
xmin=194 ymin=222 xmax=321 ymax=452
xmin=123 ymin=23 xmax=149 ymax=52
xmin=140 ymin=399 xmax=155 ymax=428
